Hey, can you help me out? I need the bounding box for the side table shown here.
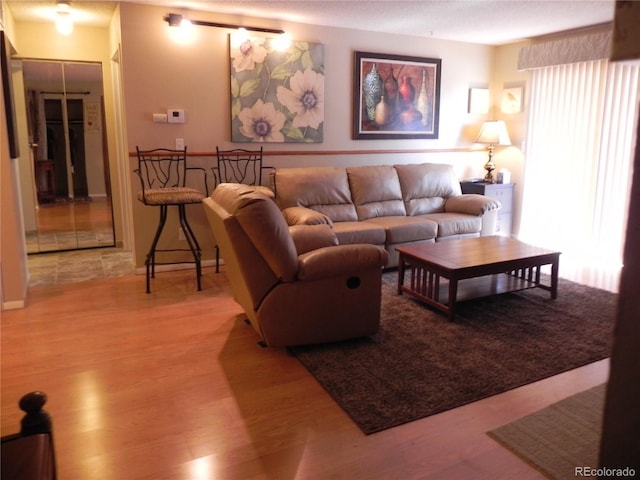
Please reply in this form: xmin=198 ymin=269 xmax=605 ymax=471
xmin=460 ymin=182 xmax=514 ymax=236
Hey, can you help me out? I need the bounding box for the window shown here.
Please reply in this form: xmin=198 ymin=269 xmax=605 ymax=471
xmin=519 ymin=59 xmax=640 ymax=292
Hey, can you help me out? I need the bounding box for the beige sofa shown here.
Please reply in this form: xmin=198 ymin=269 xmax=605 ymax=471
xmin=203 ymin=183 xmax=388 ymax=347
xmin=271 ymin=163 xmax=501 ymax=267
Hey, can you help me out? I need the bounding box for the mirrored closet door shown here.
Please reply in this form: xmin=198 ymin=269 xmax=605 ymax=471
xmin=21 ymin=60 xmax=114 ymax=253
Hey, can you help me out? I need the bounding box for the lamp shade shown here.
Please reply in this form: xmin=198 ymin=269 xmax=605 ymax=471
xmin=474 ymin=120 xmax=511 ymax=146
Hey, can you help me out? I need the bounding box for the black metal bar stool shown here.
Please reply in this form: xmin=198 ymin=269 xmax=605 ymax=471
xmin=134 ymin=147 xmax=207 ymax=293
xmin=212 ymin=147 xmax=274 ymax=272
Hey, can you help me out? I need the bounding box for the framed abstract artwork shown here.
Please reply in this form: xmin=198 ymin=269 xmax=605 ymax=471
xmin=230 ymin=34 xmax=324 ymax=143
xmin=353 ymin=51 xmax=441 ymax=139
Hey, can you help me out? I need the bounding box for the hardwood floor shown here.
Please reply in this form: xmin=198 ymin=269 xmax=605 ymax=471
xmin=27 ymin=197 xmax=115 ymax=253
xmin=1 ymin=268 xmax=609 ymax=479
xmin=37 ymin=197 xmax=113 ymax=232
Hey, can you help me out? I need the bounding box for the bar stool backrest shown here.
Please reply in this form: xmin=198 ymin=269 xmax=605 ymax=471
xmin=214 ymin=147 xmax=269 ymax=187
xmin=136 ymin=147 xmax=188 ymax=194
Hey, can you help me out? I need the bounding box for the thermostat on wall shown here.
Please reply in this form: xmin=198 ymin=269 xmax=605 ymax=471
xmin=167 ymin=108 xmax=185 ymax=124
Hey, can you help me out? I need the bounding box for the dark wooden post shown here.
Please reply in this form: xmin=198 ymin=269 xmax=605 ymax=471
xmin=19 ymin=391 xmax=53 ymax=436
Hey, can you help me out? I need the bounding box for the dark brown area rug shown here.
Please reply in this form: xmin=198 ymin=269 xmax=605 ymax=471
xmin=289 ymin=273 xmax=616 ymax=434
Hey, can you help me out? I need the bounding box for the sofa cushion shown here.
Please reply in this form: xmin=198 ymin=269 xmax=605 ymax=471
xmin=364 ymin=216 xmax=438 ymax=244
xmin=347 ymin=165 xmax=406 ymax=220
xmin=272 ymin=167 xmax=357 ymax=222
xmin=422 ymin=212 xmax=482 ymax=238
xmin=331 ymin=221 xmax=386 ymax=246
xmin=395 ymin=163 xmax=463 ymax=215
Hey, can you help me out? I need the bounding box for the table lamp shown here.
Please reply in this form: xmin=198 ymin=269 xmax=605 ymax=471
xmin=474 ymin=120 xmax=511 ymax=183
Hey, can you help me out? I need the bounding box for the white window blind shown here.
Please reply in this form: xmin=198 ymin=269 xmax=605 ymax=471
xmin=519 ymin=60 xmax=640 ymax=292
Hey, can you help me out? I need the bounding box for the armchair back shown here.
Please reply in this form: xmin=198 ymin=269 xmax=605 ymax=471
xmin=204 ymin=182 xmax=388 ymax=347
xmin=204 ymin=184 xmax=294 ymax=326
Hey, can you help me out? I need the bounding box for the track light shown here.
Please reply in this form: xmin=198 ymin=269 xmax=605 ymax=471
xmin=164 ymin=13 xmax=285 ymax=36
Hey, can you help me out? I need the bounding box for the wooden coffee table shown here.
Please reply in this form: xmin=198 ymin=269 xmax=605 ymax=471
xmin=396 ymin=236 xmax=560 ymax=321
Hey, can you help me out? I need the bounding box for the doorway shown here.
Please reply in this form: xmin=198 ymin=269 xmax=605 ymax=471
xmin=22 ymin=60 xmax=115 ymax=253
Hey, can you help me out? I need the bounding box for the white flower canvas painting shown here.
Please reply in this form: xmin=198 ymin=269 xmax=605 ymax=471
xmin=230 ymin=34 xmax=324 ymax=143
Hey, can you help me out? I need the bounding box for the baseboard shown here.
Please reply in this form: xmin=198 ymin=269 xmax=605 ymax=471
xmin=1 ymin=274 xmax=29 ymax=310
xmin=2 ymin=299 xmax=26 ymax=310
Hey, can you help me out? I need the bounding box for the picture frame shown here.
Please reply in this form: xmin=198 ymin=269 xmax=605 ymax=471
xmin=230 ymin=34 xmax=324 ymax=143
xmin=501 ymin=84 xmax=524 ymax=114
xmin=468 ymin=87 xmax=489 ymax=114
xmin=353 ymin=51 xmax=441 ymax=139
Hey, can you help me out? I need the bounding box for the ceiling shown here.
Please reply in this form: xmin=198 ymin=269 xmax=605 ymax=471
xmin=5 ymin=0 xmax=616 ymax=46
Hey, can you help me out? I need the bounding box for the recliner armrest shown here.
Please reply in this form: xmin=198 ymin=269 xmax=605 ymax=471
xmin=289 ymin=224 xmax=338 ymax=254
xmin=296 ymin=244 xmax=388 ymax=281
xmin=444 ymin=194 xmax=501 ymax=216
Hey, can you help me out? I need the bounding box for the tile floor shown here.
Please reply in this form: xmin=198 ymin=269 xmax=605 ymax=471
xmin=26 ymin=229 xmax=116 ymax=254
xmin=27 ymin=248 xmax=135 ymax=287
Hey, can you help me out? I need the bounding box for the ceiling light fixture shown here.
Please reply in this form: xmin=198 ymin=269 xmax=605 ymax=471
xmin=55 ymin=1 xmax=74 ymax=35
xmin=164 ymin=13 xmax=285 ymax=36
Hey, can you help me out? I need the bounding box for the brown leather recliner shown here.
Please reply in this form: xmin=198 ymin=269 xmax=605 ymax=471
xmin=203 ymin=183 xmax=389 ymax=347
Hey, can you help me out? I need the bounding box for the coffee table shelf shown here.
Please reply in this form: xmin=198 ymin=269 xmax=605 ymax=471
xmin=397 ymin=237 xmax=560 ymax=321
xmin=404 ymin=272 xmax=543 ymax=305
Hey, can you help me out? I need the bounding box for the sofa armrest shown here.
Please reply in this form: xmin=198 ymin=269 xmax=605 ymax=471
xmin=289 ymin=224 xmax=338 ymax=255
xmin=297 ymin=244 xmax=388 ymax=281
xmin=444 ymin=194 xmax=501 ymax=216
xmin=282 ymin=206 xmax=333 ymax=226
xmin=252 ymin=185 xmax=275 ymax=198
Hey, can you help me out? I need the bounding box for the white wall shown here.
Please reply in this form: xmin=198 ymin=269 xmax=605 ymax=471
xmin=492 ymin=41 xmax=531 ymax=237
xmin=119 ymin=3 xmax=497 ymax=264
xmin=1 ymin=19 xmax=29 ymax=309
xmin=121 ymin=4 xmax=493 ymax=154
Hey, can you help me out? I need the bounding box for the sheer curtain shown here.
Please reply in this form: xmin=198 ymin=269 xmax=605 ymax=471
xmin=519 ymin=59 xmax=640 ymax=292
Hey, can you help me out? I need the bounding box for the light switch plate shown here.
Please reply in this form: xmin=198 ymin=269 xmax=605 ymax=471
xmin=153 ymin=113 xmax=168 ymax=123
